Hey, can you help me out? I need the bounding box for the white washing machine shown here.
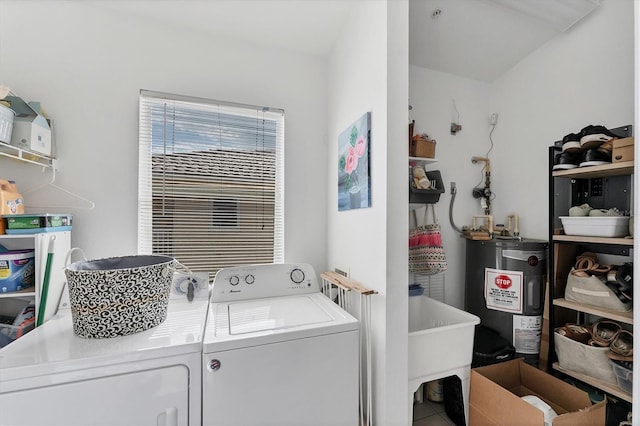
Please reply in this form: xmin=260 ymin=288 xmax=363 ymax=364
xmin=0 ymin=275 xmax=209 ymax=426
xmin=203 ymin=263 xmax=359 ymax=426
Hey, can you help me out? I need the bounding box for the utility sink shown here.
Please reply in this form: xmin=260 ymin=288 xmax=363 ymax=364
xmin=408 ymin=295 xmax=479 ymax=423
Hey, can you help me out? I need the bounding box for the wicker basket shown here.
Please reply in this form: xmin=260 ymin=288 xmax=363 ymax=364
xmin=65 ymin=255 xmax=176 ymax=338
xmin=410 ymin=136 xmax=436 ymax=158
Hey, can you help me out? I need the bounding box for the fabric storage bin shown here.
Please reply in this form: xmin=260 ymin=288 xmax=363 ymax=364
xmin=554 ymin=332 xmax=617 ymax=384
xmin=564 ymin=268 xmax=632 ymax=312
xmin=65 ymin=255 xmax=176 ymax=338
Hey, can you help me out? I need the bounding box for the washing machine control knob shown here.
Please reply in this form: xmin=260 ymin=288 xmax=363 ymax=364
xmin=208 ymin=359 xmax=221 ymax=372
xmin=290 ymin=268 xmax=305 ymax=284
xmin=245 ymin=274 xmax=255 ymax=284
xmin=229 ymin=275 xmax=240 ymax=286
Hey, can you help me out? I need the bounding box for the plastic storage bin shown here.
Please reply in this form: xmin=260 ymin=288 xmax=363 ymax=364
xmin=409 ymin=169 xmax=445 ymax=204
xmin=610 ymin=360 xmax=632 ymax=393
xmin=559 ymin=216 xmax=630 ymax=238
xmin=0 ymin=316 xmax=35 ymax=348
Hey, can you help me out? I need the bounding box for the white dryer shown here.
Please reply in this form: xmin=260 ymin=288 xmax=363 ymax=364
xmin=0 ymin=278 xmax=209 ymax=426
xmin=203 ymin=263 xmax=359 ymax=426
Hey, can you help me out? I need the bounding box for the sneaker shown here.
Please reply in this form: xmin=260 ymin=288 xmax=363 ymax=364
xmin=579 ymin=125 xmax=618 ymax=150
xmin=589 ymin=207 xmax=623 ymax=217
xmin=579 ymin=148 xmax=611 ymax=167
xmin=561 ymin=133 xmax=581 ymax=153
xmin=597 ymin=139 xmax=613 ymax=155
xmin=569 ymin=203 xmax=593 ymax=217
xmin=553 ymin=151 xmax=581 ymax=170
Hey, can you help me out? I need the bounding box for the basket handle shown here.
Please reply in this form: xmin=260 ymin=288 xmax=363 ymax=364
xmin=65 ymin=247 xmax=88 ymax=267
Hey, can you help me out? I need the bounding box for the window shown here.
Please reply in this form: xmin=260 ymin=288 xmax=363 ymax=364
xmin=138 ymin=91 xmax=284 ymax=276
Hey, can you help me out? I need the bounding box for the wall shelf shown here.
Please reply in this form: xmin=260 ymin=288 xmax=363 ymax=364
xmin=0 ymin=141 xmax=56 ymax=169
xmin=553 ymin=363 xmax=631 ymax=403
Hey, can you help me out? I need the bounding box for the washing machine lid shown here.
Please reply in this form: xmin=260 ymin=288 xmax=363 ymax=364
xmin=229 ymin=295 xmax=332 ymax=335
xmin=204 ymin=292 xmax=358 ymax=352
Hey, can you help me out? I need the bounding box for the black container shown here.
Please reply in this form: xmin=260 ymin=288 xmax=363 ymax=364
xmin=409 ymin=169 xmax=445 ymax=204
xmin=472 ymin=325 xmax=515 ymax=368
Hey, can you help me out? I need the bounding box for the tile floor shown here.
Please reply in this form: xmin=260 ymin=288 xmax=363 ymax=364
xmin=412 ymin=399 xmax=456 ymax=426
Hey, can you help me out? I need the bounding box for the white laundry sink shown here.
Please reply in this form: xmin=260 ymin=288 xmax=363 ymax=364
xmin=408 ymin=295 xmax=479 ymax=382
xmin=408 ymin=295 xmax=480 ymax=424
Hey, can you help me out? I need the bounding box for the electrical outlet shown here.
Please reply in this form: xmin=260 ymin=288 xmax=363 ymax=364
xmin=450 ymin=123 xmax=462 ymax=135
xmin=490 ymin=113 xmax=499 ymax=125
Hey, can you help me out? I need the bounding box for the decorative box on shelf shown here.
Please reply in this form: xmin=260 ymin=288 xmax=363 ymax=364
xmin=410 ymin=135 xmax=436 ymax=159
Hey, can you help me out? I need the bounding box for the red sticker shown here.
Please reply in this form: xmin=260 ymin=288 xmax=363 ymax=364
xmin=495 ymin=274 xmax=512 ymax=289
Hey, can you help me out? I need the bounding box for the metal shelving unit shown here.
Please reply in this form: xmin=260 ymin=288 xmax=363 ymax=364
xmin=548 ymin=146 xmax=634 ymax=404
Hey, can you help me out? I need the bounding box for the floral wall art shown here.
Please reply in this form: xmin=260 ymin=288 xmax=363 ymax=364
xmin=338 ymin=112 xmax=371 ymax=211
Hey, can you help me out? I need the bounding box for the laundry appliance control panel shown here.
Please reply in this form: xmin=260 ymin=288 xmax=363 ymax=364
xmin=211 ymin=263 xmax=319 ymax=302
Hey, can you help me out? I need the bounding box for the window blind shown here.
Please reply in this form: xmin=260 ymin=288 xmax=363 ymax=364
xmin=138 ymin=90 xmax=284 ymax=277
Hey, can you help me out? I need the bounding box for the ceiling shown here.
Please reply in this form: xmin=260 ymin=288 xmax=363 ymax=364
xmin=91 ymin=0 xmax=600 ymax=83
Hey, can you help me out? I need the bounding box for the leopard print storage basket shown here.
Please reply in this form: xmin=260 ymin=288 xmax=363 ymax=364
xmin=65 ymin=255 xmax=176 ymax=338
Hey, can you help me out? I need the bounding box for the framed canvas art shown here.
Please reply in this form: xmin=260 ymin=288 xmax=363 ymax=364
xmin=338 ymin=112 xmax=371 ymax=211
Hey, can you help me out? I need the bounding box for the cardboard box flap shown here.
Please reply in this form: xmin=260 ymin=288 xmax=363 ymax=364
xmin=553 ymin=400 xmax=606 ymax=426
xmin=470 ymin=370 xmax=544 ymax=426
xmin=518 ymin=360 xmax=591 ymax=413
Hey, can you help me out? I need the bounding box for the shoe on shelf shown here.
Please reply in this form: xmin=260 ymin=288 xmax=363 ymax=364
xmin=555 ymin=323 xmax=591 ymax=343
xmin=579 ymin=125 xmax=618 ymax=150
xmin=589 ymin=207 xmax=622 ymax=217
xmin=590 ymin=320 xmax=621 ymax=346
xmin=568 ymin=203 xmax=593 ymax=217
xmin=553 ymin=151 xmax=581 ymax=170
xmin=561 ymin=133 xmax=582 ymax=153
xmin=616 ymin=262 xmax=633 ymax=289
xmin=610 ymin=329 xmax=633 ymax=358
xmin=579 ymin=148 xmax=611 ymax=167
xmin=597 ymin=139 xmax=613 ymax=155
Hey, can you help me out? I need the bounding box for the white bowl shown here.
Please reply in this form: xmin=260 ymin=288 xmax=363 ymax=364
xmin=559 ymin=216 xmax=630 ymax=238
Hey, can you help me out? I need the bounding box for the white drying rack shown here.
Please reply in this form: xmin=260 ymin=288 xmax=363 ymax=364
xmin=321 ymin=271 xmax=377 ymax=426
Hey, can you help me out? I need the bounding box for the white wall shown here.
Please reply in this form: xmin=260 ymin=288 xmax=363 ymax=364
xmin=409 ymin=67 xmax=492 ymax=308
xmin=490 ymin=0 xmax=635 ymax=235
xmin=409 ymin=0 xmax=635 ymax=311
xmin=0 ymin=1 xmax=329 ymax=274
xmin=327 ymin=1 xmax=409 ymax=424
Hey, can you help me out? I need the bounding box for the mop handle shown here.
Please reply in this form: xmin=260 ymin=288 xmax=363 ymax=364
xmin=36 ymin=235 xmax=56 ymax=326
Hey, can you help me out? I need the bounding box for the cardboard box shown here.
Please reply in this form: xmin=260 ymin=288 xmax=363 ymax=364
xmin=470 ymin=358 xmax=605 ymax=425
xmin=6 ymin=96 xmax=52 ymax=157
xmin=612 ymin=137 xmax=634 ymax=163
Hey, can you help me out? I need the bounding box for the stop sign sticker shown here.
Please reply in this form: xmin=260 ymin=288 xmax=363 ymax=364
xmin=485 ymin=268 xmax=523 ymax=313
xmin=495 ymin=274 xmax=512 ymax=289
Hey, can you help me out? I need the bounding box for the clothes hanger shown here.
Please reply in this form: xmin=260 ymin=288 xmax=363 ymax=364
xmin=22 ymin=167 xmax=96 ymax=210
